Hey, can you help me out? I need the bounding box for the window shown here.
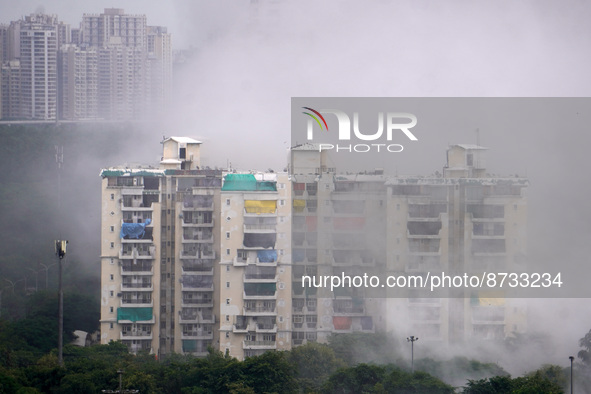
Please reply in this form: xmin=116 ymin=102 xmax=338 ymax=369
xmin=280 ymin=200 xmax=285 ymax=206
xmin=226 ymin=232 xmax=230 ymax=239
xmin=110 ymin=242 xmax=114 ymax=248
xmin=226 ymin=265 xmax=230 ymax=272
xmin=226 ymin=315 xmax=229 ymax=322
xmin=226 ymin=198 xmax=230 ymax=206
xmin=110 ymin=258 xmax=114 ymax=265
xmin=225 ymin=332 xmax=230 ymax=338
xmin=110 ymin=226 xmax=114 ymax=232
xmin=110 ymin=193 xmax=115 ymax=200
xmin=110 ymin=274 xmax=114 ymax=281
xmin=226 ymin=282 xmax=230 ymax=288
xmin=226 ymin=249 xmax=230 ymax=255
xmin=110 ymin=307 xmax=114 ymax=313
xmin=110 ymin=323 xmax=114 ymax=329
xmin=226 ymin=299 xmax=230 ymax=305
xmin=110 ymin=291 xmax=114 ymax=297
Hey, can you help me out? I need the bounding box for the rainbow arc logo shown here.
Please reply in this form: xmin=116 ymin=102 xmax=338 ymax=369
xmin=302 ymin=107 xmax=328 ymax=132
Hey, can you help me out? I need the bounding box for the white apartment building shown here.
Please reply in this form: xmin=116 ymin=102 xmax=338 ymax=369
xmin=100 ymin=137 xmax=222 ymax=356
xmin=100 ymin=140 xmax=527 ymax=357
xmin=218 ymin=172 xmax=292 ymax=359
xmin=384 ymin=145 xmax=528 ymax=343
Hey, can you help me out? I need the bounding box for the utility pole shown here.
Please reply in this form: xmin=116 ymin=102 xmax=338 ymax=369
xmin=569 ymin=356 xmax=574 ymax=394
xmin=55 ymin=240 xmax=67 ymax=366
xmin=407 ymin=335 xmax=419 ymax=373
xmin=55 ymin=145 xmax=66 ymax=367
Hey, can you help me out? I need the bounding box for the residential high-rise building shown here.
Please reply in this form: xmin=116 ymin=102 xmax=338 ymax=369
xmin=100 ymin=137 xmax=223 ymax=357
xmin=58 ymin=44 xmax=98 ymax=120
xmin=384 ymin=145 xmax=528 ymax=343
xmin=146 ymin=26 xmax=172 ymax=117
xmin=82 ymin=8 xmax=147 ymax=48
xmin=18 ymin=14 xmax=59 ymax=120
xmin=218 ymin=172 xmax=292 ymax=359
xmin=0 ymin=60 xmax=20 ymax=119
xmin=97 ymin=39 xmax=147 ymax=120
xmin=100 ymin=140 xmax=527 ymax=358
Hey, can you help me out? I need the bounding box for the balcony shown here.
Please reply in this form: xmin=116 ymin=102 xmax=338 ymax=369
xmin=243 ymin=273 xmax=277 ymax=283
xmin=182 ymin=230 xmax=214 ymax=243
xmin=182 ymin=196 xmax=214 ymax=211
xmin=121 ymin=263 xmax=153 ymax=275
xmin=333 ymin=305 xmax=365 ymax=315
xmin=243 ymin=306 xmax=276 ymax=316
xmin=243 ymin=224 xmax=276 ymax=233
xmin=181 ymin=282 xmax=214 ymax=292
xmin=182 ymin=331 xmax=214 ymax=340
xmin=243 ymin=340 xmax=276 ymax=350
xmin=179 ymin=311 xmax=215 ymax=324
xmin=255 ymin=323 xmax=277 ymax=333
xmin=180 ymin=249 xmax=216 ymax=260
xmin=120 ymin=331 xmax=152 ymax=340
xmin=180 ymin=298 xmax=214 ymax=308
xmin=120 ymin=298 xmax=153 ymax=308
xmin=121 ymin=281 xmax=153 ymax=291
xmin=182 ymin=218 xmax=214 ymax=227
xmin=120 ymin=246 xmax=156 ymax=260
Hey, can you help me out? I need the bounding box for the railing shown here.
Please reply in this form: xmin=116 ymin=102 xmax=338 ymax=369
xmin=244 ymin=306 xmax=276 ymax=314
xmin=243 ymin=340 xmax=275 ymax=347
xmin=244 ymin=224 xmax=276 ymax=231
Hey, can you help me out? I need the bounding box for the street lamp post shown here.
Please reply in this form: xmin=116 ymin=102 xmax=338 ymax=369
xmin=407 ymin=336 xmax=419 ymax=373
xmin=569 ymin=356 xmax=574 ymax=394
xmin=101 ymin=369 xmax=139 ymax=393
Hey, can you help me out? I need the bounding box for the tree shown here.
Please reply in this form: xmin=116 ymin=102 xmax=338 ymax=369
xmin=289 ymin=342 xmax=346 ymax=392
xmin=578 ymin=328 xmax=591 ymax=365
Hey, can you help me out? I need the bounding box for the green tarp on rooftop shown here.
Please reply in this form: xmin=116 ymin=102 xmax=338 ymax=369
xmin=221 ymin=174 xmax=277 ymax=191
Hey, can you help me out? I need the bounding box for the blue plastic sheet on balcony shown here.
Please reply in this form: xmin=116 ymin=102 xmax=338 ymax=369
xmin=117 ymin=307 xmax=153 ymax=322
xmin=257 ymin=250 xmax=277 ymax=263
xmin=120 ymin=219 xmax=152 ymax=239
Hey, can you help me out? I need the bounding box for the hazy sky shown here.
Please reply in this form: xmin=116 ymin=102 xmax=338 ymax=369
xmin=2 ymin=0 xmax=591 ymax=372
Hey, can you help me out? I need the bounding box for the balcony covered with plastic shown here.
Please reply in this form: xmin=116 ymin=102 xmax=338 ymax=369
xmin=244 ymin=265 xmax=276 ymax=281
xmin=244 ymin=283 xmax=276 ymax=297
xmin=120 ymin=219 xmax=153 ymax=240
xmin=243 ymin=233 xmax=276 ymax=249
xmin=244 ymin=200 xmax=277 ymax=215
xmin=117 ymin=307 xmax=153 ymax=323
